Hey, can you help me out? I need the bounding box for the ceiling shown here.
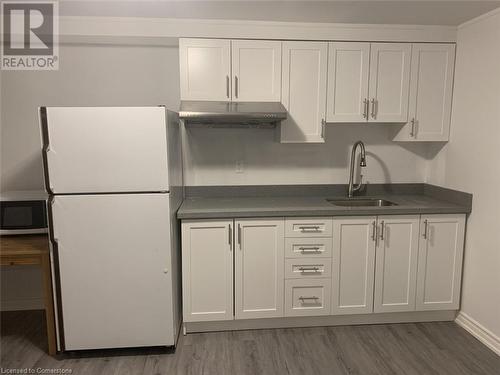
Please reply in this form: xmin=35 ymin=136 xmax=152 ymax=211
xmin=59 ymin=1 xmax=500 ymax=26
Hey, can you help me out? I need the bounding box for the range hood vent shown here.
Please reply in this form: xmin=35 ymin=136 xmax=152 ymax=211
xmin=179 ymin=101 xmax=287 ymax=128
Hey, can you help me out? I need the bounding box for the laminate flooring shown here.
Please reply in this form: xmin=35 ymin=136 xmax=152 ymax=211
xmin=1 ymin=310 xmax=499 ymax=375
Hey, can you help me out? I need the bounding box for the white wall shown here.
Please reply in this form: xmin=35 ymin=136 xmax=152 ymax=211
xmin=428 ymin=10 xmax=500 ymax=345
xmin=183 ymin=125 xmax=430 ymax=186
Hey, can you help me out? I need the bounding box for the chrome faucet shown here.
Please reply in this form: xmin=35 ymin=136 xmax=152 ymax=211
xmin=348 ymin=141 xmax=367 ymax=198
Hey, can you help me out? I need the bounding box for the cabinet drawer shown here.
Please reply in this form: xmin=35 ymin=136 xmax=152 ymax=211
xmin=285 ymin=217 xmax=333 ymax=237
xmin=285 ymin=279 xmax=332 ymax=317
xmin=285 ymin=258 xmax=332 ymax=279
xmin=285 ymin=237 xmax=333 ymax=258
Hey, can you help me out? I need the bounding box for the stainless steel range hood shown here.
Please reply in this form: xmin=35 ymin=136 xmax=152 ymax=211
xmin=179 ymin=101 xmax=287 ymax=128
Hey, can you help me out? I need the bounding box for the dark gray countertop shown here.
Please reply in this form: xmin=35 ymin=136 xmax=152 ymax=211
xmin=177 ymin=185 xmax=472 ymax=219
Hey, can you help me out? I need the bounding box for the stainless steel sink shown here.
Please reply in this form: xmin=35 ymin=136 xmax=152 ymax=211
xmin=326 ymin=198 xmax=398 ymax=207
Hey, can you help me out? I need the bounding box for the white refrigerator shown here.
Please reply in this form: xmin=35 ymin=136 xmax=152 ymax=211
xmin=40 ymin=106 xmax=183 ymax=351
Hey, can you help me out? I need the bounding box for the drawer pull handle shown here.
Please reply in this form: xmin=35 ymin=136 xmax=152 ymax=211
xmin=298 ymin=266 xmax=322 ymax=273
xmin=298 ymin=246 xmax=321 ymax=252
xmin=299 ymin=296 xmax=319 ymax=301
xmin=298 ymin=225 xmax=321 ymax=232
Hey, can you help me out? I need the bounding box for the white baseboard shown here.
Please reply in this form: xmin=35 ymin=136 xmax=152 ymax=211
xmin=185 ymin=310 xmax=457 ymax=333
xmin=1 ymin=298 xmax=44 ymax=311
xmin=455 ymin=312 xmax=500 ymax=356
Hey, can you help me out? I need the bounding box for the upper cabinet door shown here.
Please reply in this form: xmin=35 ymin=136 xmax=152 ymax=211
xmin=179 ymin=38 xmax=231 ymax=101
xmin=281 ymin=42 xmax=328 ymax=143
xmin=374 ymin=215 xmax=420 ymax=313
xmin=416 ymin=214 xmax=465 ymax=311
xmin=235 ymin=218 xmax=285 ymax=319
xmin=231 ymin=40 xmax=282 ymax=102
xmin=327 ymin=42 xmax=370 ymax=123
xmin=394 ymin=44 xmax=456 ymax=141
xmin=368 ymin=43 xmax=411 ymax=123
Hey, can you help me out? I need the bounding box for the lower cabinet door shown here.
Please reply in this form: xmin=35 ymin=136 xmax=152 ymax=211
xmin=416 ymin=214 xmax=465 ymax=311
xmin=235 ymin=218 xmax=284 ymax=319
xmin=332 ymin=217 xmax=377 ymax=315
xmin=285 ymin=279 xmax=332 ymax=317
xmin=374 ymin=215 xmax=420 ymax=313
xmin=181 ymin=220 xmax=233 ymax=322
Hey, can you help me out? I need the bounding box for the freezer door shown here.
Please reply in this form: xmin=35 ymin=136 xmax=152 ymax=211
xmin=41 ymin=107 xmax=170 ymax=194
xmin=51 ymin=193 xmax=175 ymax=350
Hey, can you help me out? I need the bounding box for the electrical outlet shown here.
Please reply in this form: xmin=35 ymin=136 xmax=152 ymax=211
xmin=235 ymin=160 xmax=244 ymax=173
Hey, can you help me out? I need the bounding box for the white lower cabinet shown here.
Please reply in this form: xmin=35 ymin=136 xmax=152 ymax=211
xmin=332 ymin=217 xmax=377 ymax=315
xmin=416 ymin=214 xmax=466 ymax=310
xmin=181 ymin=213 xmax=466 ymax=326
xmin=181 ymin=220 xmax=233 ymax=322
xmin=235 ymin=218 xmax=285 ymax=319
xmin=373 ymin=215 xmax=420 ymax=313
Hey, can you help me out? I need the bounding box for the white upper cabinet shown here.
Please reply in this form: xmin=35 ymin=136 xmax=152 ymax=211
xmin=235 ymin=218 xmax=285 ymax=319
xmin=373 ymin=215 xmax=420 ymax=313
xmin=231 ymin=40 xmax=282 ymax=102
xmin=332 ymin=217 xmax=377 ymax=315
xmin=327 ymin=42 xmax=410 ymax=124
xmin=416 ymin=214 xmax=465 ymax=311
xmin=181 ymin=220 xmax=234 ymax=322
xmin=327 ymin=42 xmax=370 ymax=123
xmin=179 ymin=38 xmax=231 ymax=101
xmin=179 ymin=38 xmax=281 ymax=102
xmin=393 ymin=44 xmax=456 ymax=141
xmin=281 ymin=41 xmax=328 ymax=143
xmin=368 ymin=43 xmax=411 ymax=123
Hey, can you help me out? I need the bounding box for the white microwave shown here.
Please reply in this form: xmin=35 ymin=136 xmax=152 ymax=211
xmin=0 ymin=190 xmax=48 ymax=235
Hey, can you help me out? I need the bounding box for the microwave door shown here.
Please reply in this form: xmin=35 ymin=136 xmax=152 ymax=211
xmin=0 ymin=200 xmax=48 ymax=235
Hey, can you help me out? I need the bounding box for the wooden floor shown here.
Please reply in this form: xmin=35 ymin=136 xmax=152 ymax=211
xmin=1 ymin=311 xmax=499 ymax=375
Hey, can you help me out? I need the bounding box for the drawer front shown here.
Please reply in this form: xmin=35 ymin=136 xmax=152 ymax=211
xmin=285 ymin=237 xmax=333 ymax=258
xmin=285 ymin=279 xmax=332 ymax=317
xmin=285 ymin=258 xmax=332 ymax=279
xmin=285 ymin=217 xmax=333 ymax=237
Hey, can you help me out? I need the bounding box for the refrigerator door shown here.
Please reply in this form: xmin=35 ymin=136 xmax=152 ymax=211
xmin=41 ymin=107 xmax=170 ymax=194
xmin=51 ymin=193 xmax=175 ymax=350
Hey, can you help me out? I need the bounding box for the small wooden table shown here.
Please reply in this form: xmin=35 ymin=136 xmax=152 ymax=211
xmin=1 ymin=234 xmax=56 ymax=355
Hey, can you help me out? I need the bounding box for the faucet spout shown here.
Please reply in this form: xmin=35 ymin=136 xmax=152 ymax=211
xmin=348 ymin=141 xmax=367 ymax=198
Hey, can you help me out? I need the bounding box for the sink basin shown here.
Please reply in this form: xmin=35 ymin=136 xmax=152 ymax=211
xmin=326 ymin=198 xmax=398 ymax=207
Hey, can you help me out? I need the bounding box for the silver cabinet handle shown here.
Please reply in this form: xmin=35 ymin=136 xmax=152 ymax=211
xmin=226 ymin=75 xmax=230 ymax=98
xmin=298 ymin=266 xmax=322 ymax=273
xmin=321 ymin=119 xmax=326 ymax=139
xmin=237 ymin=223 xmax=242 ymax=248
xmin=380 ymin=220 xmax=385 ymax=240
xmin=299 ymin=226 xmax=320 ymax=232
xmin=422 ymin=219 xmax=428 ymax=239
xmin=363 ymin=98 xmax=369 ymax=119
xmin=372 ymin=221 xmax=377 ymax=242
xmin=228 ymin=224 xmax=232 ymax=247
xmin=299 ymin=246 xmax=321 ymax=252
xmin=370 ymin=98 xmax=377 ymax=119
xmin=410 ymin=118 xmax=416 ymax=137
xmin=299 ymin=296 xmax=319 ymax=301
xmin=234 ymin=76 xmax=238 ymax=98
